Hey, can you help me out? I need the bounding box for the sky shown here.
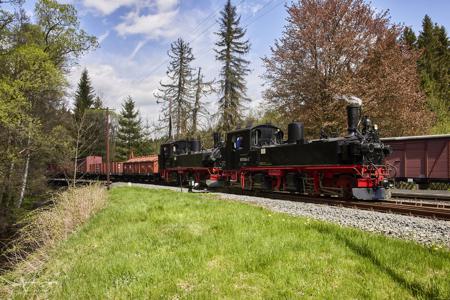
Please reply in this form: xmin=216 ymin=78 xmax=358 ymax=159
xmin=16 ymin=0 xmax=450 ymax=129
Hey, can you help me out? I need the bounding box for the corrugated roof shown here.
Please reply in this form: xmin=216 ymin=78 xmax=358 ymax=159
xmin=125 ymin=155 xmax=158 ymax=163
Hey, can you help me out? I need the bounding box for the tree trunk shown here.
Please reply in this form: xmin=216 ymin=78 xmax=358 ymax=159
xmin=17 ymin=135 xmax=31 ymax=208
xmin=73 ymin=131 xmax=80 ymax=187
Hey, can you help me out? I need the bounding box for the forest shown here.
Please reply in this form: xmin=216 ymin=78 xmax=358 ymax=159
xmin=0 ymin=0 xmax=448 ymax=231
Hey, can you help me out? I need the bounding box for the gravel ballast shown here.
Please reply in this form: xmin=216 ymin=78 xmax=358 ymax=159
xmin=113 ymin=183 xmax=450 ymax=248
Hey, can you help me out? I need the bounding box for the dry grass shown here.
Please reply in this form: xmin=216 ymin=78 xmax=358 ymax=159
xmin=0 ymin=184 xmax=107 ymax=297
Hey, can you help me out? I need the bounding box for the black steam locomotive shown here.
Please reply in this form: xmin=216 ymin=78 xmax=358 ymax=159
xmin=158 ymin=104 xmax=392 ymax=200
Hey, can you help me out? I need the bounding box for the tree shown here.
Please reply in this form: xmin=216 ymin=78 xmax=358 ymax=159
xmin=403 ymin=16 xmax=450 ymax=134
xmin=35 ymin=0 xmax=98 ymax=69
xmin=93 ymin=96 xmax=103 ymax=109
xmin=0 ymin=0 xmax=96 ymax=213
xmin=155 ymin=38 xmax=195 ymax=139
xmin=116 ymin=97 xmax=142 ymax=161
xmin=74 ymin=68 xmax=95 ymax=120
xmin=138 ymin=119 xmax=155 ymax=156
xmin=263 ymin=0 xmax=431 ymax=137
xmin=215 ymin=0 xmax=250 ymax=132
xmin=192 ymin=67 xmax=214 ymax=136
xmin=402 ymin=27 xmax=417 ymax=49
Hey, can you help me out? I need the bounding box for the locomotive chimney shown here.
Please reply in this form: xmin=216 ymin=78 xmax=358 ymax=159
xmin=347 ymin=103 xmax=361 ymax=135
xmin=287 ymin=122 xmax=304 ymax=144
xmin=190 ymin=140 xmax=201 ymax=152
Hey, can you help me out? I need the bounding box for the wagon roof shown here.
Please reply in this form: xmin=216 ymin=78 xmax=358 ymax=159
xmin=381 ymin=134 xmax=450 ymax=141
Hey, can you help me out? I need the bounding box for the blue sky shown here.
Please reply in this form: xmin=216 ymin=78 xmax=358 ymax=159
xmin=16 ymin=0 xmax=450 ymax=128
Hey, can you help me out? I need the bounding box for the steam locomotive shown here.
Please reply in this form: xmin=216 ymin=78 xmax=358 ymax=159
xmin=158 ymin=103 xmax=392 ymax=200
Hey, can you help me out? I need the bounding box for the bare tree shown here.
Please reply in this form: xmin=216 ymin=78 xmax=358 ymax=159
xmin=191 ymin=67 xmax=215 ymax=136
xmin=155 ymin=38 xmax=195 ymax=139
xmin=71 ymin=109 xmax=102 ymax=186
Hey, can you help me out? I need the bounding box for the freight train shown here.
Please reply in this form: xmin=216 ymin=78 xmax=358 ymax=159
xmin=59 ymin=103 xmax=393 ymax=200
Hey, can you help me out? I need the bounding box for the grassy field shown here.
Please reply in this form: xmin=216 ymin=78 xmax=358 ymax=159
xmin=2 ymin=187 xmax=449 ymax=299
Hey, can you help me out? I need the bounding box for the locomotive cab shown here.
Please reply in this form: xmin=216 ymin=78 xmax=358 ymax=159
xmin=225 ymin=125 xmax=283 ymax=169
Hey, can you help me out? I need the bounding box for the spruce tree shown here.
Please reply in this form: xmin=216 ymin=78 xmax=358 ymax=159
xmin=116 ymin=96 xmax=142 ymax=161
xmin=417 ymin=15 xmax=450 ymax=133
xmin=74 ymin=68 xmax=95 ymax=120
xmin=402 ymin=27 xmax=417 ymax=49
xmin=155 ymin=38 xmax=195 ymax=139
xmin=215 ymin=0 xmax=250 ymax=132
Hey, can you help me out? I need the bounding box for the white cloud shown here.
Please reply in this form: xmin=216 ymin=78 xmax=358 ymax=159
xmin=115 ymin=9 xmax=179 ymax=38
xmin=129 ymin=40 xmax=147 ymax=60
xmin=156 ymin=0 xmax=178 ymax=12
xmin=81 ymin=0 xmax=179 ymax=16
xmin=97 ymin=31 xmax=110 ymax=44
xmin=82 ymin=0 xmax=138 ymax=15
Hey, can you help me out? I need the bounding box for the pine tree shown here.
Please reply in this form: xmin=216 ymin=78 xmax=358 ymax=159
xmin=74 ymin=68 xmax=95 ymax=120
xmin=116 ymin=96 xmax=142 ymax=161
xmin=215 ymin=0 xmax=250 ymax=132
xmin=192 ymin=67 xmax=214 ymax=136
xmin=155 ymin=38 xmax=195 ymax=139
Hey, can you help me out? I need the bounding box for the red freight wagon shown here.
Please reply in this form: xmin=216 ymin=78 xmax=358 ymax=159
xmin=382 ymin=134 xmax=450 ymax=184
xmin=88 ymin=162 xmax=123 ymax=175
xmin=77 ymin=156 xmax=102 ymax=174
xmin=123 ymin=155 xmax=159 ymax=176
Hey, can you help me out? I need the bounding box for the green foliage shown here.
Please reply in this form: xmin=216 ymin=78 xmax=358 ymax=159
xmin=411 ymin=15 xmax=450 ymax=134
xmin=401 ymin=26 xmax=417 ymax=49
xmin=215 ymin=0 xmax=250 ymax=132
xmin=34 ymin=0 xmax=98 ymax=68
xmin=0 ymin=0 xmax=97 ymax=214
xmin=116 ymin=97 xmax=143 ymax=160
xmin=3 ymin=187 xmax=449 ymax=298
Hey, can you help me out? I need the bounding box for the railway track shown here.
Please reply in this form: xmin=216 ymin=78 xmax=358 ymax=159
xmin=214 ymin=187 xmax=450 ymax=221
xmin=49 ymin=178 xmax=450 ymax=220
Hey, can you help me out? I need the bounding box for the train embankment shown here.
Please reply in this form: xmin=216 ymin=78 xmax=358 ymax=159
xmin=1 ymin=187 xmax=449 ymax=298
xmin=0 ymin=185 xmax=107 ymax=298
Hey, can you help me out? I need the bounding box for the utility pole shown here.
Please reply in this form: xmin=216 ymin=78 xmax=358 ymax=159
xmin=105 ymin=108 xmax=111 ymax=190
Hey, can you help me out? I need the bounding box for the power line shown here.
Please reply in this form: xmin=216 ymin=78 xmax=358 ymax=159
xmin=143 ymin=0 xmax=247 ymax=79
xmin=244 ymin=0 xmax=285 ymax=29
xmin=143 ymin=0 xmax=285 ymax=88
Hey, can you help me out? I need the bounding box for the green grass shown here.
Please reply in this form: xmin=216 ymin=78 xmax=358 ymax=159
xmin=4 ymin=187 xmax=450 ymax=299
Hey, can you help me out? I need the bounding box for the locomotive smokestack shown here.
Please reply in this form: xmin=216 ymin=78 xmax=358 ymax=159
xmin=287 ymin=122 xmax=304 ymax=144
xmin=347 ymin=103 xmax=361 ymax=135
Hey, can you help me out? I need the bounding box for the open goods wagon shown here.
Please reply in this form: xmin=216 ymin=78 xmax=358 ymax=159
xmin=382 ymin=134 xmax=450 ymax=189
